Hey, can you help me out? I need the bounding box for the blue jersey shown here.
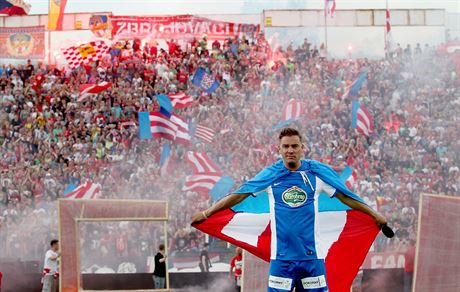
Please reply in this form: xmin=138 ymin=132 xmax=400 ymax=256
xmin=263 ymin=170 xmax=336 ymax=261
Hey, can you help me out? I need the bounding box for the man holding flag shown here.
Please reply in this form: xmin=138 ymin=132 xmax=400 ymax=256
xmin=192 ymin=128 xmax=387 ymax=291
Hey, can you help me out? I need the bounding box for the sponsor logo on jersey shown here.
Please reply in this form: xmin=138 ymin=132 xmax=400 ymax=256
xmin=301 ymin=275 xmax=327 ymax=289
xmin=268 ymin=275 xmax=292 ymax=290
xmin=282 ymin=186 xmax=307 ymax=207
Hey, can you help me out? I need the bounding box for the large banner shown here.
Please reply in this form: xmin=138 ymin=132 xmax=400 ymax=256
xmin=0 ymin=26 xmax=45 ymax=59
xmin=109 ymin=15 xmax=260 ymax=40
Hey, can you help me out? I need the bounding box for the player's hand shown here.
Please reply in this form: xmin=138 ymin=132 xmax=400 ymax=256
xmin=191 ymin=211 xmax=207 ymax=224
xmin=373 ymin=212 xmax=387 ymax=227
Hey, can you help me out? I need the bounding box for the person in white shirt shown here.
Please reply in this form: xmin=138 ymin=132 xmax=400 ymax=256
xmin=42 ymin=239 xmax=60 ymax=292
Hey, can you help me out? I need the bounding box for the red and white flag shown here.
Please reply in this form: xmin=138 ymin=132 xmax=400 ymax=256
xmin=281 ymin=98 xmax=304 ymax=122
xmin=169 ymin=92 xmax=194 ymax=109
xmin=182 ymin=173 xmax=222 ymax=194
xmin=385 ymin=1 xmax=394 ymax=53
xmin=324 ymin=0 xmax=336 ymax=17
xmin=62 ymin=41 xmax=109 ymax=69
xmin=194 ymin=125 xmax=215 ymax=143
xmin=78 ymin=82 xmax=112 ymax=102
xmin=352 ymin=100 xmax=374 ymax=137
xmin=185 ymin=151 xmax=221 ymax=174
xmin=150 ymin=112 xmax=191 ymax=144
xmin=65 ymin=181 xmax=101 ymax=199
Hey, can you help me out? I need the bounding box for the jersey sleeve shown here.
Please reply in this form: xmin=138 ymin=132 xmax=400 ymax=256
xmin=316 ymin=177 xmax=337 ymax=197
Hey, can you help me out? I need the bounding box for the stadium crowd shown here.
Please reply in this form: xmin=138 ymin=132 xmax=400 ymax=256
xmin=0 ymin=32 xmax=459 ymax=272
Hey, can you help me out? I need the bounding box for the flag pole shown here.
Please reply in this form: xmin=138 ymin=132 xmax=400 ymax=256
xmin=385 ymin=0 xmax=388 ymax=58
xmin=324 ymin=4 xmax=328 ymax=55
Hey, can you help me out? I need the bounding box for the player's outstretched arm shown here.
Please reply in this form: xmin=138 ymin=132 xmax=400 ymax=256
xmin=335 ymin=192 xmax=387 ymax=226
xmin=191 ymin=193 xmax=251 ymax=223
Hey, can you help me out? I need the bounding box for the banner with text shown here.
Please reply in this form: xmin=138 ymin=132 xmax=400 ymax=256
xmin=0 ymin=26 xmax=45 ymax=59
xmin=110 ymin=15 xmax=260 ymax=40
xmin=362 ymin=252 xmax=406 ymax=270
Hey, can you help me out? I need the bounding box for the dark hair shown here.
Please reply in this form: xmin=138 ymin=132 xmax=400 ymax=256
xmin=50 ymin=239 xmax=59 ymax=247
xmin=204 ymin=242 xmax=209 ymax=247
xmin=159 ymin=244 xmax=165 ymax=251
xmin=279 ymin=127 xmax=302 ymax=142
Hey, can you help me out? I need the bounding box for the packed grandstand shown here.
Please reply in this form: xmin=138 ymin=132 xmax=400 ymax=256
xmin=0 ymin=33 xmax=459 ymax=273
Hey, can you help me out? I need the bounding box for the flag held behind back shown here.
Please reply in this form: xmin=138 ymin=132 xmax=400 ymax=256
xmin=193 ymin=159 xmax=379 ymax=291
xmin=209 ymin=176 xmax=235 ymax=201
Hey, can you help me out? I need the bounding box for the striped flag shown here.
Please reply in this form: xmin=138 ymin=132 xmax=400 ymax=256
xmin=48 ymin=0 xmax=67 ymax=30
xmin=185 ymin=151 xmax=221 ymax=174
xmin=324 ymin=0 xmax=336 ymax=17
xmin=138 ymin=112 xmax=191 ymax=144
xmin=182 ymin=173 xmax=222 ymax=194
xmin=274 ymin=98 xmax=304 ymax=129
xmin=62 ymin=41 xmax=109 ymax=69
xmin=282 ymin=98 xmax=303 ymax=121
xmin=65 ymin=181 xmax=101 ymax=199
xmin=169 ymin=92 xmax=194 ymax=109
xmin=193 ymin=160 xmax=379 ymax=291
xmin=194 ymin=125 xmax=215 ymax=143
xmin=385 ymin=0 xmax=394 ymax=53
xmin=352 ymin=100 xmax=374 ymax=137
xmin=78 ymin=82 xmax=112 ymax=102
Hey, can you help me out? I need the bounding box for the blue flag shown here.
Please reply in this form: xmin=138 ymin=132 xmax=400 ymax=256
xmin=156 ymin=94 xmax=173 ymax=118
xmin=192 ymin=68 xmax=220 ymax=94
xmin=160 ymin=142 xmax=171 ymax=167
xmin=138 ymin=112 xmax=153 ymax=140
xmin=349 ymin=72 xmax=367 ymax=97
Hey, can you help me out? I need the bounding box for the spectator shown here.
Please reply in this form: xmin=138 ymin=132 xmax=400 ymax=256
xmin=153 ymin=243 xmax=167 ymax=289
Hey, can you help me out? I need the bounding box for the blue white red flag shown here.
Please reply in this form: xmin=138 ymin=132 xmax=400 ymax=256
xmin=192 ymin=68 xmax=220 ymax=93
xmin=138 ymin=112 xmax=191 ymax=144
xmin=341 ymin=72 xmax=367 ymax=100
xmin=193 ymin=160 xmax=379 ymax=292
xmin=351 ymin=100 xmax=374 ymax=137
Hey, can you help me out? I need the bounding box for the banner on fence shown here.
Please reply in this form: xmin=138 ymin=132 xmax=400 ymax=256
xmin=0 ymin=26 xmax=45 ymax=59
